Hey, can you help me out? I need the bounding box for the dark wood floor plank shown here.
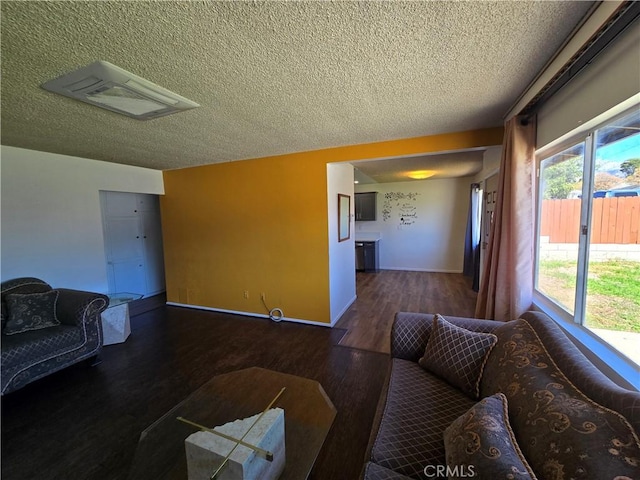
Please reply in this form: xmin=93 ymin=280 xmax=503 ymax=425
xmin=128 ymin=292 xmax=167 ymax=317
xmin=336 ymin=271 xmax=477 ymax=353
xmin=2 ymin=271 xmax=476 ymax=480
xmin=1 ymin=307 xmax=388 ymax=480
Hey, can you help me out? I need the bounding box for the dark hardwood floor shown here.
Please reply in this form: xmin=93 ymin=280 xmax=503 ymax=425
xmin=337 ymin=270 xmax=478 ymax=353
xmin=1 ymin=271 xmax=476 ymax=480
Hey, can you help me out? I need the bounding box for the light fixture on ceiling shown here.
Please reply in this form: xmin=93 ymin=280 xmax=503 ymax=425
xmin=407 ymin=170 xmax=436 ymax=180
xmin=41 ymin=61 xmax=199 ymax=120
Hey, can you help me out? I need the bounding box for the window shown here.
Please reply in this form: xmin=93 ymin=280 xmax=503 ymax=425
xmin=535 ymin=107 xmax=640 ymax=366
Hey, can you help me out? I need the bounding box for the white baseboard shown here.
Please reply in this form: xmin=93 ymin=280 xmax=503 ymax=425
xmin=166 ymin=302 xmax=333 ymax=328
xmin=379 ymin=267 xmax=463 ymax=273
xmin=332 ymin=295 xmax=357 ymax=326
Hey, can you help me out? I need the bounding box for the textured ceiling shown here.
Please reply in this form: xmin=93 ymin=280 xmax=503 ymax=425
xmin=354 ymin=149 xmax=485 ymax=184
xmin=1 ymin=1 xmax=594 ymax=172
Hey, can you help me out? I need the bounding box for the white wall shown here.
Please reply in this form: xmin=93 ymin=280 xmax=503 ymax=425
xmin=355 ymin=177 xmax=470 ymax=272
xmin=327 ymin=163 xmax=356 ymax=324
xmin=1 ymin=146 xmax=164 ymax=293
xmin=473 ymin=146 xmax=502 ymax=183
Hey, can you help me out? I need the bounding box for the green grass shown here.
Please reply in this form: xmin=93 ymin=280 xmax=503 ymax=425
xmin=587 ymin=261 xmax=640 ymax=298
xmin=538 ymin=260 xmax=577 ymax=287
xmin=538 ymin=259 xmax=640 ymax=333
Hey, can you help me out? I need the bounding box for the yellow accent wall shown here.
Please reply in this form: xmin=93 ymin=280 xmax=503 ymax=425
xmin=161 ymin=127 xmax=503 ymax=324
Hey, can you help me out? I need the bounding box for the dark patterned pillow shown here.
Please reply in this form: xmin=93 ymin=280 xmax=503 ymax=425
xmin=481 ymin=319 xmax=640 ymax=480
xmin=444 ymin=393 xmax=537 ymax=480
xmin=3 ymin=290 xmax=60 ymax=335
xmin=419 ymin=314 xmax=497 ymax=399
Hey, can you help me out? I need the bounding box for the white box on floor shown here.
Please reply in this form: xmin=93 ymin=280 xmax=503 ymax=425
xmin=100 ymin=302 xmax=131 ymax=345
xmin=185 ymin=408 xmax=285 ymax=480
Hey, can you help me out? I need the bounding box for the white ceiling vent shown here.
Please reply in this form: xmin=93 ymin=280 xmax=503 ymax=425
xmin=41 ymin=61 xmax=199 ymax=120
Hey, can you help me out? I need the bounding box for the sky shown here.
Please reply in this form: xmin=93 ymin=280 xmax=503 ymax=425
xmin=596 ymin=131 xmax=639 ymax=172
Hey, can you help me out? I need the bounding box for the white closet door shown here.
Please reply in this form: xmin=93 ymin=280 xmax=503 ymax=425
xmin=106 ymin=217 xmax=144 ymax=261
xmin=101 ymin=191 xmax=166 ymax=296
xmin=111 ymin=260 xmax=146 ymax=294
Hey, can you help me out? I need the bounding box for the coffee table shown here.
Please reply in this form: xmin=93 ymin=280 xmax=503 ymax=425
xmin=128 ymin=367 xmax=336 ymax=479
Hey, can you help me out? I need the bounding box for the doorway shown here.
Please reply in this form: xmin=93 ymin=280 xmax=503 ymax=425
xmin=100 ymin=191 xmax=166 ymax=296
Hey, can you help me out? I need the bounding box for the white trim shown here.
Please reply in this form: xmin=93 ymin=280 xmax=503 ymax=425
xmin=574 ymin=134 xmax=594 ymax=320
xmin=379 ymin=267 xmax=463 ymax=273
xmin=332 ymin=295 xmax=356 ymax=326
xmin=483 ymin=168 xmax=500 ymax=181
xmin=166 ymin=302 xmax=334 ymax=328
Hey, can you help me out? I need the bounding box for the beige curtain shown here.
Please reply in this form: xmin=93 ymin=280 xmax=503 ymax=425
xmin=475 ymin=115 xmax=536 ymax=321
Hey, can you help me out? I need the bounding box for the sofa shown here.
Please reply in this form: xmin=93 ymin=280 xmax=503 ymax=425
xmin=362 ymin=311 xmax=640 ymax=480
xmin=1 ymin=277 xmax=109 ymax=395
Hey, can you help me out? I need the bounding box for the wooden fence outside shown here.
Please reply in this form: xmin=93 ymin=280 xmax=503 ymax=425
xmin=540 ymin=197 xmax=640 ymax=244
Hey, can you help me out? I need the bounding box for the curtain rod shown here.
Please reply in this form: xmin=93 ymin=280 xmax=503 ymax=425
xmin=519 ymin=1 xmax=639 ymax=118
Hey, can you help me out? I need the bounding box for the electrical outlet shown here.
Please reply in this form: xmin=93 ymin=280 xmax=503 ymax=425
xmin=261 ymin=292 xmax=266 ymax=300
xmin=243 ymin=290 xmax=249 ymax=299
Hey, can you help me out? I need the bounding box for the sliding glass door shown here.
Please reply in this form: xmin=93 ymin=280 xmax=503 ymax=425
xmin=535 ymin=107 xmax=640 ymax=364
xmin=536 ymin=143 xmax=585 ymax=315
xmin=584 ymin=112 xmax=640 ymax=339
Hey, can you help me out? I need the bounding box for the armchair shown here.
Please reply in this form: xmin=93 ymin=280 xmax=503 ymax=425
xmin=1 ymin=277 xmax=109 ymax=395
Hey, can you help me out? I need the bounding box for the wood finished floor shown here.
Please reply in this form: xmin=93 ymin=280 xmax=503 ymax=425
xmin=1 ymin=271 xmax=476 ymax=480
xmin=336 ymin=271 xmax=478 ymax=353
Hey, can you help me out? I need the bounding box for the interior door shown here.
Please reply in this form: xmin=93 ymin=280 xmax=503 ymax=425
xmin=104 ymin=209 xmax=147 ymax=295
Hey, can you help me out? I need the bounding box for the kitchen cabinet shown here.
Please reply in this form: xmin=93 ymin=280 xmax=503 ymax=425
xmin=355 ymin=192 xmax=377 ymax=221
xmin=356 ymin=240 xmax=379 ymax=272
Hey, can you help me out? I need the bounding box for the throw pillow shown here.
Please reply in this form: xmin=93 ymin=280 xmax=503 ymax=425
xmin=3 ymin=290 xmax=60 ymax=335
xmin=481 ymin=318 xmax=640 ymax=480
xmin=444 ymin=393 xmax=537 ymax=480
xmin=419 ymin=314 xmax=497 ymax=399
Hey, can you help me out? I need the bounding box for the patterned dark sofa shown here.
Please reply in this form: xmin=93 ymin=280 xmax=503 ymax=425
xmin=362 ymin=311 xmax=640 ymax=480
xmin=1 ymin=277 xmax=109 ymax=395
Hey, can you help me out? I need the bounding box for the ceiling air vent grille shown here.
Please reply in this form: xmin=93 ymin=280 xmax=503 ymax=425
xmin=41 ymin=61 xmax=199 ymax=120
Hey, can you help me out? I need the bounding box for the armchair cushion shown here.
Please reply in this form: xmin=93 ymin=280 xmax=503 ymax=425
xmin=4 ymin=290 xmax=60 ymax=335
xmin=419 ymin=314 xmax=497 ymax=399
xmin=391 ymin=312 xmax=501 ymax=362
xmin=2 ymin=325 xmax=84 ymax=368
xmin=371 ymin=359 xmax=475 ymax=477
xmin=482 ymin=318 xmax=640 ymax=479
xmin=55 ymin=288 xmax=107 ymax=327
xmin=362 ymin=462 xmax=414 ymax=480
xmin=1 ymin=277 xmax=51 ymax=330
xmin=444 ymin=393 xmax=536 ymax=480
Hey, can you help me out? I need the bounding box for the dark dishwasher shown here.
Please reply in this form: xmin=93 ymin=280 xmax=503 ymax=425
xmin=355 ymin=241 xmax=378 ymax=272
xmin=355 ymin=242 xmax=365 ymax=271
